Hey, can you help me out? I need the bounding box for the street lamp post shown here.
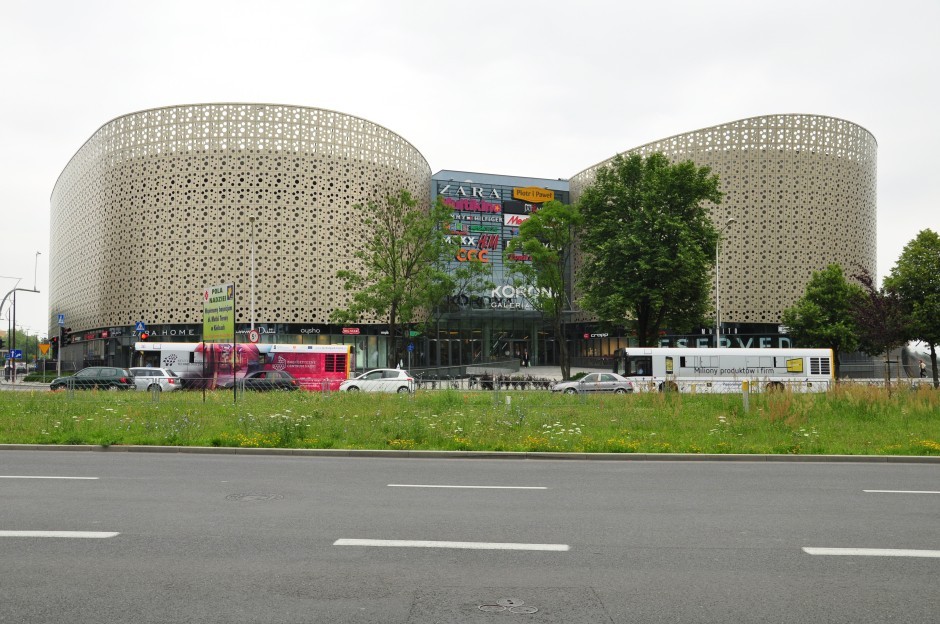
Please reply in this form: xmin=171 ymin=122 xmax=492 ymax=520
xmin=715 ymin=218 xmax=737 ymax=346
xmin=0 ymin=285 xmax=41 ymax=384
xmin=249 ymin=216 xmax=256 ymax=332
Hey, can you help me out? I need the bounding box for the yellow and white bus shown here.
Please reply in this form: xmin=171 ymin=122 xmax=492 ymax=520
xmin=613 ymin=347 xmax=835 ymax=393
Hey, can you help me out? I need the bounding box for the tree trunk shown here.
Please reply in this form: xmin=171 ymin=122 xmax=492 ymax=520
xmin=931 ymin=343 xmax=938 ymax=389
xmin=556 ymin=316 xmax=570 ymax=381
xmin=388 ymin=303 xmax=398 ymax=368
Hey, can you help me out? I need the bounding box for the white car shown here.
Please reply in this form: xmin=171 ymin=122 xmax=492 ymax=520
xmin=339 ymin=369 xmax=415 ymax=394
xmin=129 ymin=367 xmax=182 ymax=392
xmin=551 ymin=372 xmax=634 ymax=394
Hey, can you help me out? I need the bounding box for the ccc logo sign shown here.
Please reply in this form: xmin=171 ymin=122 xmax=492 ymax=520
xmin=456 ymin=249 xmax=489 ymax=263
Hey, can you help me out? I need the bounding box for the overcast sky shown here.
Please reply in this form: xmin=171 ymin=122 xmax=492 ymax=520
xmin=2 ymin=0 xmax=937 ymax=337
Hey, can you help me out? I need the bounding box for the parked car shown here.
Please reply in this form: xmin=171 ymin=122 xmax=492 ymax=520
xmin=129 ymin=367 xmax=181 ymax=392
xmin=3 ymin=364 xmax=28 ymax=380
xmin=221 ymin=370 xmax=300 ymax=391
xmin=339 ymin=369 xmax=415 ymax=394
xmin=49 ymin=366 xmax=136 ymax=391
xmin=551 ymin=372 xmax=634 ymax=394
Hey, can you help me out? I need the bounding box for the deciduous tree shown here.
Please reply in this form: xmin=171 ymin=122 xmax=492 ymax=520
xmin=884 ymin=229 xmax=940 ymax=387
xmin=780 ymin=264 xmax=862 ymax=378
xmin=852 ymin=269 xmax=909 ymax=389
xmin=577 ymin=152 xmax=722 ymax=347
xmin=505 ymin=200 xmax=582 ymax=380
xmin=332 ymin=191 xmax=457 ymax=367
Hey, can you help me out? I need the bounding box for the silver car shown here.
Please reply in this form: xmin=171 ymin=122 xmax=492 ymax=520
xmin=129 ymin=367 xmax=182 ymax=392
xmin=551 ymin=372 xmax=634 ymax=394
xmin=339 ymin=369 xmax=415 ymax=393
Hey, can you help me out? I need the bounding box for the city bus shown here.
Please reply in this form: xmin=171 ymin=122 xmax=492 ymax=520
xmin=612 ymin=347 xmax=835 ymax=393
xmin=133 ymin=342 xmax=353 ymax=391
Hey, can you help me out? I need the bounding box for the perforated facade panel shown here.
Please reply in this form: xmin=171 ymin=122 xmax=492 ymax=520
xmin=569 ymin=114 xmax=877 ymax=324
xmin=49 ymin=104 xmax=430 ymax=334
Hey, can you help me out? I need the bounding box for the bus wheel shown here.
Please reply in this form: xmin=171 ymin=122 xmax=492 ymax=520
xmin=766 ymin=381 xmax=785 ymax=392
xmin=658 ymin=381 xmax=678 ymax=393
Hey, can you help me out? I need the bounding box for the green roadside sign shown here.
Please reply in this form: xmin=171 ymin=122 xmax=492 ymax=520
xmin=203 ymin=283 xmax=235 ymax=342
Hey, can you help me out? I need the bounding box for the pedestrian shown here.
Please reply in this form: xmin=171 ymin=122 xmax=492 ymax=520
xmin=522 ymin=349 xmax=530 ymax=368
xmin=920 ymin=359 xmax=927 ymax=378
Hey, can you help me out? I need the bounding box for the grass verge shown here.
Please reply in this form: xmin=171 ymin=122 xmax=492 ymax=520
xmin=0 ymin=386 xmax=938 ymax=456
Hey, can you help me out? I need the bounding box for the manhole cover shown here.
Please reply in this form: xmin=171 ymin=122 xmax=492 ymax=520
xmin=480 ymin=598 xmax=538 ymax=614
xmin=510 ymin=606 xmax=539 ymax=614
xmin=478 ymin=605 xmax=505 ymax=613
xmin=497 ymin=599 xmax=526 ymax=608
xmin=409 ymin=587 xmax=612 ymax=623
xmin=225 ymin=493 xmax=284 ymax=502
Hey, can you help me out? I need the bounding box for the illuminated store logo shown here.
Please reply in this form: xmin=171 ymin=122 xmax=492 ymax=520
xmin=442 ymin=197 xmax=502 ymax=213
xmin=449 ymin=222 xmax=501 ymax=235
xmin=503 ymin=200 xmax=538 ymax=215
xmin=438 ymin=184 xmax=502 ymax=200
xmin=456 ymin=249 xmax=489 ymax=262
xmin=504 ymin=214 xmax=530 ymax=226
xmin=477 ymin=234 xmax=499 ymax=250
xmin=513 ymin=187 xmax=554 ymax=203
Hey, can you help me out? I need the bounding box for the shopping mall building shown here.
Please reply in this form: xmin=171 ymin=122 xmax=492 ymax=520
xmin=49 ymin=105 xmax=877 ymax=371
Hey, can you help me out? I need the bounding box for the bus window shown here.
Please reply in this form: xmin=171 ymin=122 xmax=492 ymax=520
xmin=665 ymin=356 xmax=674 ymax=375
xmin=627 ymin=357 xmax=652 ymax=376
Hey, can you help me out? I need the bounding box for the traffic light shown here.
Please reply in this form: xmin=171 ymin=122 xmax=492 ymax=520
xmin=0 ymin=337 xmax=5 ymax=350
xmin=63 ymin=327 xmax=72 ymax=344
xmin=50 ymin=336 xmax=58 ymax=358
xmin=139 ymin=331 xmax=149 ymax=341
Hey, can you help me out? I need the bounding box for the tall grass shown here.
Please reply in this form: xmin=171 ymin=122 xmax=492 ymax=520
xmin=0 ymin=386 xmax=938 ymax=455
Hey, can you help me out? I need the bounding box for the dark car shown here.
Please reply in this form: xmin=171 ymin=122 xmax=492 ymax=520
xmin=50 ymin=366 xmax=136 ymax=391
xmin=222 ymin=370 xmax=300 ymax=391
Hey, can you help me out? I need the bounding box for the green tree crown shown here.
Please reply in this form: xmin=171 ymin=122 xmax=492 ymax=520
xmin=577 ymin=152 xmax=722 ymax=346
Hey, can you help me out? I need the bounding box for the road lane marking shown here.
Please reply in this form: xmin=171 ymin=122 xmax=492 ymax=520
xmin=863 ymin=490 xmax=940 ymax=494
xmin=0 ymin=476 xmax=99 ymax=480
xmin=0 ymin=531 xmax=119 ymax=538
xmin=388 ymin=484 xmax=546 ymax=490
xmin=803 ymin=547 xmax=940 ymax=558
xmin=334 ymin=539 xmax=568 ymax=551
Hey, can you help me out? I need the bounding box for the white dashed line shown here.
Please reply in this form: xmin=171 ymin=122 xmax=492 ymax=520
xmin=803 ymin=547 xmax=940 ymax=558
xmin=334 ymin=539 xmax=568 ymax=551
xmin=388 ymin=484 xmax=546 ymax=490
xmin=0 ymin=476 xmax=99 ymax=480
xmin=863 ymin=490 xmax=940 ymax=494
xmin=0 ymin=531 xmax=119 ymax=538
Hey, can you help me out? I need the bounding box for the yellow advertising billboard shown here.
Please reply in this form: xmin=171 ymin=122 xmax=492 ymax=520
xmin=512 ymin=187 xmax=554 ymax=203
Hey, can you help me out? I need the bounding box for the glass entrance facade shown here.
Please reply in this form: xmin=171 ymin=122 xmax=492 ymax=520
xmin=429 ymin=170 xmax=570 ymax=368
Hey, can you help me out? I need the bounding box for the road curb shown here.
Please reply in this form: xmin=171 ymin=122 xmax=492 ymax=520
xmin=0 ymin=444 xmax=938 ymax=463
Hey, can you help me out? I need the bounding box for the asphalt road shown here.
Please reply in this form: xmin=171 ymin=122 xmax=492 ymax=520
xmin=1 ymin=451 xmax=938 ymax=623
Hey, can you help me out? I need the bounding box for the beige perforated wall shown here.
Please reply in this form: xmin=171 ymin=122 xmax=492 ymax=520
xmin=569 ymin=114 xmax=877 ymax=324
xmin=49 ymin=104 xmax=431 ymax=333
